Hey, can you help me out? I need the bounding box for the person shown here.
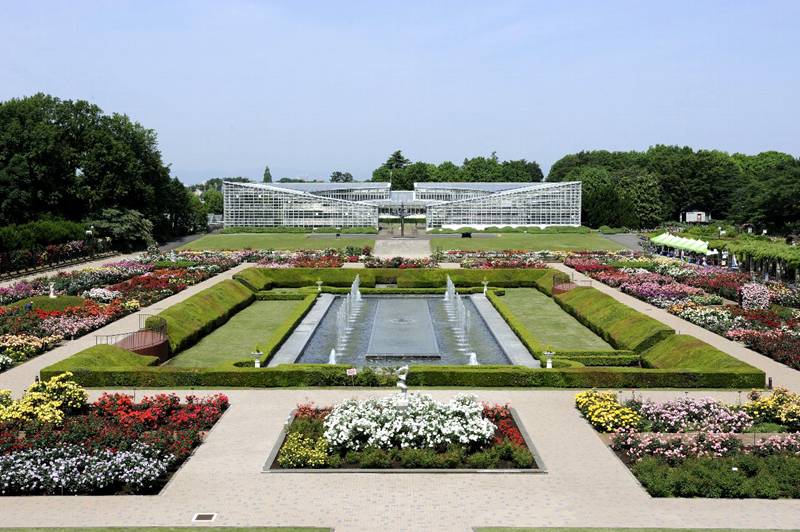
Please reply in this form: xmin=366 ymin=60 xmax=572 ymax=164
xmin=701 ymin=257 xmax=707 ymax=267
xmin=25 ymin=302 xmax=33 ymax=311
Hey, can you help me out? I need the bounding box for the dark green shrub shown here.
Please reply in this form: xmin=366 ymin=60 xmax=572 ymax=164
xmin=0 ymin=220 xmax=88 ymax=252
xmin=632 ymin=455 xmax=800 ymax=499
xmin=359 ymin=448 xmax=392 ymax=468
xmin=344 ymin=451 xmax=361 ymax=464
xmin=438 ymin=446 xmax=465 ymax=468
xmin=493 ymin=440 xmax=516 ymax=461
xmin=466 ymin=449 xmax=499 ymax=469
xmin=400 ymin=448 xmax=439 ymax=468
xmin=512 ymin=446 xmax=535 ymax=468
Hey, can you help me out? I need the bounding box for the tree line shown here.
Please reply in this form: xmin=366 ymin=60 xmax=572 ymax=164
xmin=369 ymin=150 xmax=544 ymax=190
xmin=546 ymin=147 xmax=800 ymax=232
xmin=0 ymin=93 xmax=207 ymax=249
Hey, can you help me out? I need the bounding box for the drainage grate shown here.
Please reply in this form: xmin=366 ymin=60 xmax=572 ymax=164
xmin=192 ymin=513 xmax=218 ymax=522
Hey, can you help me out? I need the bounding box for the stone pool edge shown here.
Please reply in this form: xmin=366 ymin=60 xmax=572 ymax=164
xmin=268 ymin=293 xmax=336 ymax=367
xmin=470 ymin=294 xmax=541 ymax=368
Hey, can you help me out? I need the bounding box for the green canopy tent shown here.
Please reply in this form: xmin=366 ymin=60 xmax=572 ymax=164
xmin=672 ymin=237 xmax=692 ymax=250
xmin=662 ymin=234 xmax=682 ymax=247
xmin=688 ymin=240 xmax=709 ymax=254
xmin=651 ymin=233 xmax=671 ymax=244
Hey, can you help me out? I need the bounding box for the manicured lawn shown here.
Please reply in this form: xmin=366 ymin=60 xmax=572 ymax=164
xmin=7 ymin=295 xmax=86 ymax=311
xmin=180 ymin=233 xmax=375 ymax=251
xmin=476 ymin=529 xmax=780 ymax=532
xmin=502 ymin=289 xmax=613 ymax=351
xmin=432 ymin=233 xmax=626 ymax=251
xmin=165 ymin=300 xmax=302 ymax=367
xmin=0 ymin=529 xmax=329 ymax=532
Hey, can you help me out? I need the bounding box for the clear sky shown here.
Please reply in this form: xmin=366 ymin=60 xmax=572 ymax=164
xmin=2 ymin=1 xmax=798 ymax=184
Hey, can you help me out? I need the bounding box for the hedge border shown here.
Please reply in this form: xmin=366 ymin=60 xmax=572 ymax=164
xmin=258 ymin=294 xmax=318 ymax=364
xmin=255 ymin=292 xmax=309 ymax=300
xmin=486 ymin=290 xmax=635 ymax=366
xmin=310 ymin=286 xmax=505 ymax=296
xmin=42 ymin=363 xmax=765 ymax=389
xmin=554 ymin=287 xmax=675 ymax=354
xmin=146 ymin=279 xmax=255 ymax=354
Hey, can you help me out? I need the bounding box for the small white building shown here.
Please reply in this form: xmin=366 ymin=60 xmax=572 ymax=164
xmin=682 ymin=211 xmax=711 ymax=223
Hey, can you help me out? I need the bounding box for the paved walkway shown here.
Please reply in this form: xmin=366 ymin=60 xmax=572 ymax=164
xmin=373 ymin=239 xmax=432 ymax=259
xmin=602 ymin=233 xmax=643 ymax=250
xmin=551 ymin=263 xmax=800 ymax=391
xmin=0 ymin=388 xmax=797 ymax=531
xmin=0 ymin=263 xmax=253 ymax=396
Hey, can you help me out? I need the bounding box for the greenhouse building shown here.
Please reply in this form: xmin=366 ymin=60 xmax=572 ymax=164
xmin=222 ymin=181 xmax=581 ymax=229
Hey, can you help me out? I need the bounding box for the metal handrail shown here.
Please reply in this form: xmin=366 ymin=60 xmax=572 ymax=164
xmin=95 ymin=314 xmax=167 ymax=350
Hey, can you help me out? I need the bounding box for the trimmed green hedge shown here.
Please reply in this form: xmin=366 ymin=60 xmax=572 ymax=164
xmin=395 ymin=269 xmax=548 ymax=288
xmin=640 ymin=334 xmax=757 ymax=371
xmin=486 ymin=291 xmax=544 ymax=359
xmin=533 ymin=270 xmax=571 ymax=296
xmin=233 ymin=267 xmax=549 ymax=291
xmin=43 ymin=362 xmax=764 ymax=389
xmin=42 ymin=345 xmax=158 ymax=378
xmin=554 ymin=353 xmax=640 ymax=367
xmin=147 ymin=279 xmax=255 ymax=354
xmin=486 ymin=290 xmax=636 ymax=367
xmin=255 ymin=292 xmax=309 ymax=300
xmin=555 ymin=287 xmax=674 ymax=353
xmin=233 ymin=268 xmax=379 ymax=290
xmin=258 ymin=294 xmax=318 ymax=364
xmin=313 ymin=286 xmax=505 ymax=296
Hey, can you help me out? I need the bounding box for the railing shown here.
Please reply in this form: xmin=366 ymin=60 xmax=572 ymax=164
xmin=552 ymin=281 xmax=578 ymax=295
xmin=95 ymin=314 xmax=167 ymax=352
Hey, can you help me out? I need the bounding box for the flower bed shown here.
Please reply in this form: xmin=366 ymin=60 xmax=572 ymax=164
xmin=0 ymin=251 xmax=251 ymax=374
xmin=0 ymin=374 xmax=227 ymax=495
xmin=575 ymin=388 xmax=800 ymax=499
xmin=564 ymin=256 xmax=800 ymax=370
xmin=363 ymin=256 xmax=438 ymax=268
xmin=461 ymin=259 xmax=547 ymax=269
xmin=574 ymin=388 xmax=800 ymax=434
xmin=268 ymin=394 xmax=540 ymax=470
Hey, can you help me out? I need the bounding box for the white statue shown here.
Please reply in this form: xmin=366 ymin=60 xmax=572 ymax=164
xmin=394 ymin=365 xmax=409 ymax=410
xmin=49 ymin=282 xmax=56 ymax=299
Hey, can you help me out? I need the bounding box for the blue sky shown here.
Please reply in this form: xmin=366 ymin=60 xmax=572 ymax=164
xmin=1 ymin=1 xmax=798 ymax=183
